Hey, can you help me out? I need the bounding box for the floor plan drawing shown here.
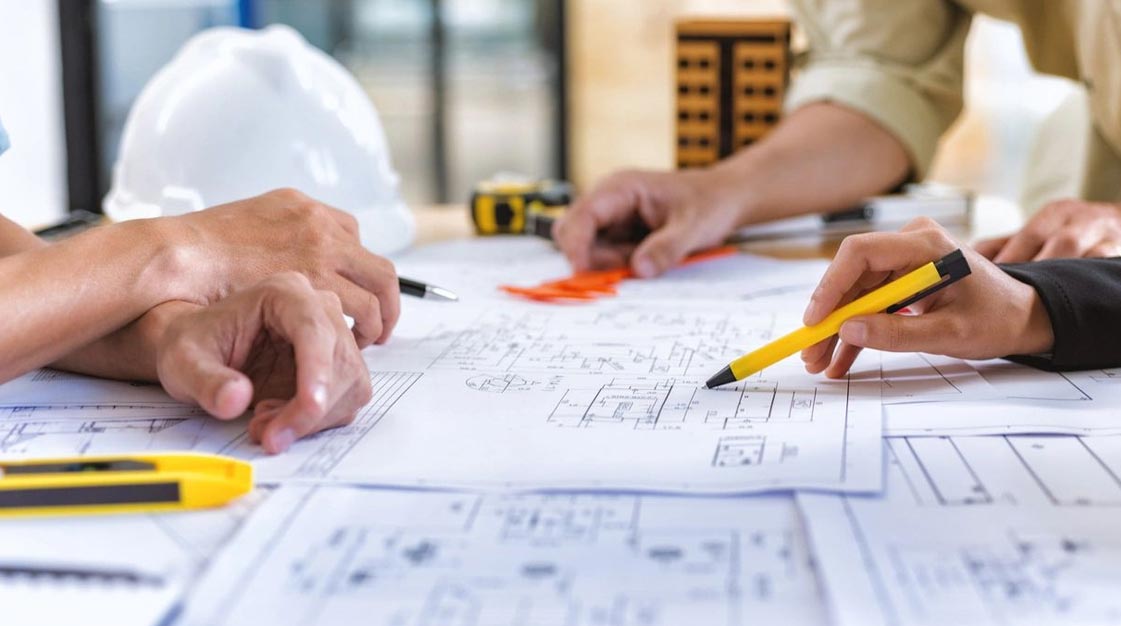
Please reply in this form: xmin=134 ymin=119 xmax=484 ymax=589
xmin=545 ymin=376 xmax=818 ymax=430
xmin=0 ymin=408 xmax=234 ymax=457
xmin=229 ymin=371 xmax=422 ymax=480
xmin=416 ymin=306 xmax=777 ymax=377
xmin=0 ymin=372 xmax=423 ymax=484
xmin=180 ymin=486 xmax=826 ymax=626
xmin=798 ymin=434 xmax=1121 ymax=626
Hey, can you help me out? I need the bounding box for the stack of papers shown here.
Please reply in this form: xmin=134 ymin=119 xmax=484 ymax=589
xmin=2 ymin=237 xmax=1118 ymax=625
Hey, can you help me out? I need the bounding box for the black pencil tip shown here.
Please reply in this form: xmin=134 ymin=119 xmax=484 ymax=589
xmin=705 ymin=366 xmax=737 ymax=389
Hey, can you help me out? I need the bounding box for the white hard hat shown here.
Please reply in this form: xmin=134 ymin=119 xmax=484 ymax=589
xmin=105 ymin=25 xmax=415 ymax=255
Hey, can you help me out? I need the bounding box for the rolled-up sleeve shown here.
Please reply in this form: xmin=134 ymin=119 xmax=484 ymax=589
xmin=786 ymin=0 xmax=972 ymax=178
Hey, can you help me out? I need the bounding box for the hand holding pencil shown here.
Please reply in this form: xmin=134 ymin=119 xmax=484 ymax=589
xmin=707 ymin=218 xmax=1058 ymax=387
xmin=799 ymin=219 xmax=1054 ymax=379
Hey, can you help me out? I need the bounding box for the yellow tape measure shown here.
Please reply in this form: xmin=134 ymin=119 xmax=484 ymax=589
xmin=470 ymin=179 xmax=571 ymax=236
xmin=0 ymin=452 xmax=252 ymax=518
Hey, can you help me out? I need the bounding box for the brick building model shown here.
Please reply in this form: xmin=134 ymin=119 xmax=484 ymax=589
xmin=675 ymin=18 xmax=792 ymax=169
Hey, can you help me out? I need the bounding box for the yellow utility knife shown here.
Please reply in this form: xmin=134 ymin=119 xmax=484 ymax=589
xmin=706 ymin=249 xmax=972 ymax=388
xmin=0 ymin=452 xmax=252 ymax=518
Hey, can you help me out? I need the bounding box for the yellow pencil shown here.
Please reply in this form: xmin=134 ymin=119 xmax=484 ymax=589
xmin=705 ymin=249 xmax=971 ymax=388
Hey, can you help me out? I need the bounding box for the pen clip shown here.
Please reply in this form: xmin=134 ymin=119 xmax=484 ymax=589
xmin=885 ymin=249 xmax=971 ymax=314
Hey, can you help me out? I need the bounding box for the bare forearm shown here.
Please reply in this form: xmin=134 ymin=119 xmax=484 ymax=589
xmin=710 ymin=102 xmax=912 ymax=226
xmin=51 ymin=301 xmax=200 ymax=382
xmin=0 ymin=217 xmax=47 ymax=256
xmin=0 ymin=219 xmax=193 ymax=382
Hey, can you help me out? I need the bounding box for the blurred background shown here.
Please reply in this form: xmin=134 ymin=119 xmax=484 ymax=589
xmin=0 ymin=0 xmax=1090 ymax=229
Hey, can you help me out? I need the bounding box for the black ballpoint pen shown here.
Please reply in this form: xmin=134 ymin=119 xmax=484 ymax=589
xmin=399 ymin=277 xmax=459 ymax=302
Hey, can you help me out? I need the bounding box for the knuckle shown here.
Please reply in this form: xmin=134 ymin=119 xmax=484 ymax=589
xmin=912 ymin=216 xmax=940 ymax=230
xmin=1043 ymin=199 xmax=1071 ymax=213
xmin=838 ymin=234 xmax=869 ymax=257
xmin=266 ymin=271 xmax=312 ymax=293
xmin=269 ymin=187 xmax=308 ymax=203
xmin=1056 ymin=231 xmax=1081 ymax=249
xmin=366 ymin=291 xmax=383 ymax=316
xmin=295 ymin=199 xmax=330 ymax=222
xmin=341 ymin=211 xmax=359 ymax=232
xmin=375 ymin=256 xmax=398 ymax=282
xmin=605 ymin=170 xmax=639 ymax=187
xmin=886 ymin=322 xmax=905 ymax=351
xmin=948 ymin=318 xmax=970 ymax=342
xmin=317 ymin=289 xmax=344 ymax=312
xmin=298 ymin=224 xmax=334 ymax=252
xmin=354 ymin=372 xmax=373 ymax=405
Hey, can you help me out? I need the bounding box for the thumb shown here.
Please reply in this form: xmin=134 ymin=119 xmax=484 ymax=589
xmin=160 ymin=345 xmax=254 ymax=420
xmin=838 ymin=313 xmax=952 ymax=355
xmin=630 ymin=221 xmax=695 ymax=278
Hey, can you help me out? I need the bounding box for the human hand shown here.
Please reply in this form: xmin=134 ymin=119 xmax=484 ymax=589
xmin=167 ymin=188 xmax=400 ymax=347
xmin=552 ymin=169 xmax=744 ymax=277
xmin=156 ymin=273 xmax=373 ymax=454
xmin=974 ymin=199 xmax=1121 ymax=263
xmin=801 ymin=218 xmax=1055 ymax=378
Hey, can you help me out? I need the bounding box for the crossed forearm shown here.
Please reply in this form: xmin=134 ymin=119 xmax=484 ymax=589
xmin=50 ymin=301 xmax=200 ymax=382
xmin=0 ymin=217 xmax=196 ymax=383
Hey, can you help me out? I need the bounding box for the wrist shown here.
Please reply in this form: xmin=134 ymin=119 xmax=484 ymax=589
xmin=140 ymin=301 xmax=200 ymax=349
xmin=128 ymin=217 xmax=206 ymax=307
xmin=1014 ymin=282 xmax=1055 ymax=356
xmin=699 ymin=158 xmax=766 ymax=228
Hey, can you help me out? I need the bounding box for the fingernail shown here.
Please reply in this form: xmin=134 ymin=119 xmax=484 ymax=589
xmin=312 ymin=383 xmax=328 ymax=411
xmin=841 ymin=320 xmax=867 ymax=346
xmin=634 ymin=257 xmax=657 ymax=278
xmin=269 ymin=428 xmax=296 ymax=453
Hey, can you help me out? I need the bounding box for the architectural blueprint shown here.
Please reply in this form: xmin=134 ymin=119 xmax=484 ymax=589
xmin=0 ymin=367 xmax=178 ymax=407
xmin=0 ymin=308 xmax=882 ymax=493
xmin=0 ymin=488 xmax=266 ymax=626
xmin=391 ymin=237 xmax=829 ymax=306
xmin=0 ymin=371 xmax=422 ymax=483
xmin=319 ymin=298 xmax=885 ymax=493
xmin=798 ymin=435 xmax=1121 ymax=626
xmin=877 ymin=352 xmax=995 ymax=404
xmin=884 ymin=360 xmax=1121 ymax=435
xmin=179 ymin=485 xmax=825 ymax=626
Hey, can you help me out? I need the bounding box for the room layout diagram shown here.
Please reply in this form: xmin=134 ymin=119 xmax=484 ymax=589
xmin=546 ymin=376 xmax=820 ymax=430
xmin=0 ymin=371 xmax=423 ymax=483
xmin=798 ymin=434 xmax=1121 ymax=626
xmin=416 ymin=306 xmax=776 ymax=377
xmin=180 ymin=486 xmax=826 ymax=626
xmin=0 ymin=294 xmax=905 ymax=493
xmin=312 ymin=299 xmax=887 ymax=494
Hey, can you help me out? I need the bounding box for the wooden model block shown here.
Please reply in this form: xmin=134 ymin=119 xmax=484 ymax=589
xmin=675 ymin=18 xmax=791 ymax=169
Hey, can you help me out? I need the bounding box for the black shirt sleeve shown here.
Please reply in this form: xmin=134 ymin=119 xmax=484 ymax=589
xmin=1001 ymin=258 xmax=1121 ymax=371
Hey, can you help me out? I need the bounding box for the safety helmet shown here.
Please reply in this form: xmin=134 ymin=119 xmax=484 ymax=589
xmin=104 ymin=25 xmax=414 ymax=254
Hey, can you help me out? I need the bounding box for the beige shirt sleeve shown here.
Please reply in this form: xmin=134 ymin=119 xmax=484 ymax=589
xmin=786 ymin=0 xmax=973 ymax=178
